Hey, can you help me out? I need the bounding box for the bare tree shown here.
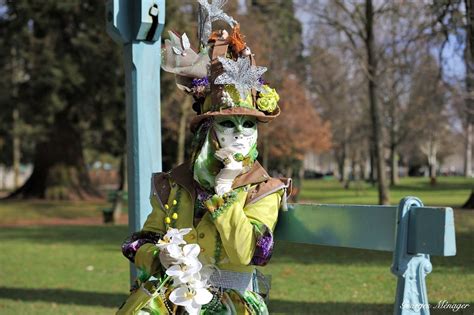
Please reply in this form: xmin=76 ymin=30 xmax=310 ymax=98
xmin=307 ymin=47 xmax=365 ymax=182
xmin=365 ymin=0 xmax=390 ymax=203
xmin=301 ymin=0 xmax=391 ymax=203
xmin=408 ymin=55 xmax=450 ymax=182
xmin=430 ymin=0 xmax=473 ymax=177
xmin=377 ymin=2 xmax=436 ymax=186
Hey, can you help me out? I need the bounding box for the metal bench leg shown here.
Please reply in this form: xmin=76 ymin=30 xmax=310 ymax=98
xmin=391 ymin=197 xmax=432 ymax=315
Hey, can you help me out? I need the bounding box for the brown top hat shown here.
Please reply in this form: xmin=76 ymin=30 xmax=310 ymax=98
xmin=161 ymin=4 xmax=281 ymax=133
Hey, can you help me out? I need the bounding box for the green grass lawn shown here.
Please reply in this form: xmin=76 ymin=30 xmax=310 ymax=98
xmin=0 ymin=211 xmax=472 ymax=315
xmin=0 ymin=177 xmax=472 ymax=314
xmin=0 ymin=200 xmax=107 ymax=224
xmin=300 ymin=176 xmax=474 ymax=208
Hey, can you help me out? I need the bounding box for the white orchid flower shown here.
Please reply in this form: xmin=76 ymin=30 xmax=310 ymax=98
xmin=155 ymin=228 xmax=214 ymax=314
xmin=165 ymin=243 xmax=185 ymax=260
xmin=169 ymin=284 xmax=213 ymax=315
xmin=180 ymin=244 xmax=201 ymax=264
xmin=166 ymin=260 xmax=203 ymax=283
xmin=173 ymin=271 xmax=198 ymax=287
xmin=198 ymin=264 xmax=214 ymax=283
xmin=166 ymin=244 xmax=203 ymax=282
xmin=156 ymin=228 xmax=192 ymax=249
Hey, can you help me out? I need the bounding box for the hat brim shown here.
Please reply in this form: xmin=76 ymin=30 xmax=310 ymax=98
xmin=190 ymin=106 xmax=280 ymax=132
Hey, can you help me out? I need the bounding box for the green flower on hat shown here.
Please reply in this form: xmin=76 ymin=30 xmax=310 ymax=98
xmin=225 ymin=85 xmax=241 ymax=103
xmin=223 ymin=85 xmax=253 ymax=108
xmin=257 ymin=85 xmax=279 ymax=113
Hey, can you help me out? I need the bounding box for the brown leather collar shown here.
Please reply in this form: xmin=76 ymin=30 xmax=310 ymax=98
xmin=232 ymin=161 xmax=270 ymax=188
xmin=168 ymin=162 xmax=196 ymax=201
xmin=169 ymin=160 xmax=270 ymax=198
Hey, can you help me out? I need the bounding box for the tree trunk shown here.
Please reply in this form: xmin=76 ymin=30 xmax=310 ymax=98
xmin=388 ymin=6 xmax=398 ymax=188
xmin=389 ymin=88 xmax=398 ymax=186
xmin=291 ymin=162 xmax=304 ymax=203
xmin=344 ymin=157 xmax=357 ymax=189
xmin=336 ymin=147 xmax=346 ymax=183
xmin=1 ymin=167 xmax=6 ymax=191
xmin=428 ymin=162 xmax=436 ymax=178
xmin=111 ymin=153 xmax=127 ymax=223
xmin=262 ymin=137 xmax=269 ymax=170
xmin=337 ymin=159 xmax=345 ymax=182
xmin=369 ymin=140 xmax=375 ymax=185
xmin=390 ymin=144 xmax=399 ymax=186
xmin=428 ymin=161 xmax=437 ymax=185
xmin=366 ymin=0 xmax=389 ymax=204
xmin=462 ymin=190 xmax=474 ymax=209
xmin=176 ymin=98 xmax=191 ymax=166
xmin=12 ymin=108 xmax=21 ymax=189
xmin=464 ymin=122 xmax=472 ymax=177
xmin=6 ymin=112 xmax=98 ymax=200
xmin=262 ymin=134 xmax=269 ymax=170
xmin=426 ymin=138 xmax=438 ymax=185
xmin=358 ymin=157 xmax=366 ymax=181
xmin=465 ymin=0 xmax=474 ymax=177
xmin=11 ymin=46 xmax=21 ymax=189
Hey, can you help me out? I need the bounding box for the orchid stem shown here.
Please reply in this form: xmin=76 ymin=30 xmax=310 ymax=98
xmin=156 ymin=275 xmax=171 ymax=292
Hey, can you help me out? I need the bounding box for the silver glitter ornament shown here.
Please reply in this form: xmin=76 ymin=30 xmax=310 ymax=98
xmin=198 ymin=0 xmax=237 ymax=46
xmin=214 ymin=57 xmax=267 ymax=99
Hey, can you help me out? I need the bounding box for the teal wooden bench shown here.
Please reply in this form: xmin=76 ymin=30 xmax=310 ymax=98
xmin=275 ymin=197 xmax=456 ymax=314
xmin=105 ymin=2 xmax=457 ymax=314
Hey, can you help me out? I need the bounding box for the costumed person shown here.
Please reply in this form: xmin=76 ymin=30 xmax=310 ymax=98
xmin=117 ymin=1 xmax=291 ymax=314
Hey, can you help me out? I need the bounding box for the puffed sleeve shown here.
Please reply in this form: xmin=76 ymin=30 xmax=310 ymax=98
xmin=210 ymin=189 xmax=281 ymax=266
xmin=121 ymin=194 xmax=167 ymax=278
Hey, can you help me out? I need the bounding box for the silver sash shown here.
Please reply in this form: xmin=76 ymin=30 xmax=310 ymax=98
xmin=209 ymin=269 xmax=254 ymax=293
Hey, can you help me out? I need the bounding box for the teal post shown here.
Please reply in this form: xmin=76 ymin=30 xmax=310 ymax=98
xmin=106 ymin=0 xmax=166 ymax=281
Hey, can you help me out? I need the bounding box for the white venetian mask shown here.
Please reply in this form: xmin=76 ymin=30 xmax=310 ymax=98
xmin=213 ymin=116 xmax=258 ymax=157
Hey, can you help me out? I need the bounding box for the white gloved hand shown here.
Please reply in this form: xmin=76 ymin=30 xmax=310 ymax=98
xmin=214 ymin=148 xmax=244 ymax=196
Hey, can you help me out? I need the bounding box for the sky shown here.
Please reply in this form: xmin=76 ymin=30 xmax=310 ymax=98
xmin=439 ymin=33 xmax=465 ymax=81
xmin=293 ymin=1 xmax=466 ymax=82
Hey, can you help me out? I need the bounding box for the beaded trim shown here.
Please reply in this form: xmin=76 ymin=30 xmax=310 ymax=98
xmin=201 ymin=289 xmax=224 ymax=312
xmin=163 ymin=187 xmax=182 ymax=229
xmin=209 ymin=188 xmax=241 ymax=220
xmin=158 ymin=288 xmax=175 ymax=314
xmin=214 ymin=231 xmax=223 ymax=264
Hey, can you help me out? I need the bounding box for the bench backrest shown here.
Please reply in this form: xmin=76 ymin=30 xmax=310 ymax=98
xmin=274 ymin=197 xmax=457 ymax=315
xmin=275 ymin=203 xmax=456 ymax=256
